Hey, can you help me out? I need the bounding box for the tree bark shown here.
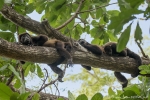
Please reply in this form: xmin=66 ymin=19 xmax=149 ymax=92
xmin=0 ymin=38 xmax=149 ymax=75
xmin=0 ymin=5 xmax=72 ymax=42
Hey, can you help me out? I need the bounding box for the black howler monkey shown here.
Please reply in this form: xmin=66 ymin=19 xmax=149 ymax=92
xmin=103 ymin=42 xmax=142 ymax=88
xmin=78 ymin=39 xmax=104 ymax=70
xmin=19 ymin=32 xmax=72 ymax=82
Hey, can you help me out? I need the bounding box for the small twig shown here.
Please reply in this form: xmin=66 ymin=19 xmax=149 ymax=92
xmin=77 ymin=2 xmax=118 ymax=14
xmin=76 ymin=16 xmax=88 ymax=24
xmin=37 ymin=78 xmax=58 ymax=93
xmin=38 ymin=68 xmax=49 ymax=92
xmin=28 ymin=78 xmax=58 ymax=100
xmin=56 ymin=0 xmax=85 ymax=30
xmin=6 ymin=73 xmax=14 ymax=86
xmin=135 ymin=40 xmax=148 ymax=58
xmin=19 ymin=66 xmax=25 ymax=84
xmin=53 ymin=83 xmax=60 ymax=98
xmin=6 ymin=63 xmax=19 ymax=86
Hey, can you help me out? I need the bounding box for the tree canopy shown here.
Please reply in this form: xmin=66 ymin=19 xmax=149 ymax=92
xmin=0 ymin=0 xmax=150 ymax=100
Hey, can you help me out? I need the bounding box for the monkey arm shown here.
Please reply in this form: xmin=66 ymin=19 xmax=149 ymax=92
xmin=83 ymin=45 xmax=103 ymax=55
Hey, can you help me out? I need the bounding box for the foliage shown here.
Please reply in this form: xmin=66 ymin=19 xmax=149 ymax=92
xmin=64 ymin=68 xmax=115 ymax=98
xmin=0 ymin=0 xmax=150 ymax=99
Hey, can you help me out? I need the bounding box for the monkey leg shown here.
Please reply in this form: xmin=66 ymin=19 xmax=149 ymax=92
xmin=81 ymin=65 xmax=91 ymax=70
xmin=114 ymin=72 xmax=128 ymax=89
xmin=64 ymin=42 xmax=72 ymax=52
xmin=55 ymin=41 xmax=73 ymax=67
xmin=48 ymin=65 xmax=64 ymax=82
xmin=48 ymin=57 xmax=66 ymax=82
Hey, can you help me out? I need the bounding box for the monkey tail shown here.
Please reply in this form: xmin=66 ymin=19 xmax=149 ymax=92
xmin=126 ymin=48 xmax=142 ymax=78
xmin=114 ymin=71 xmax=128 ymax=89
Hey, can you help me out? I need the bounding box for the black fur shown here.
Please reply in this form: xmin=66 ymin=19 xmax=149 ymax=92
xmin=103 ymin=42 xmax=142 ymax=88
xmin=78 ymin=39 xmax=104 ymax=70
xmin=78 ymin=39 xmax=103 ymax=55
xmin=19 ymin=33 xmax=33 ymax=45
xmin=19 ymin=32 xmax=72 ymax=82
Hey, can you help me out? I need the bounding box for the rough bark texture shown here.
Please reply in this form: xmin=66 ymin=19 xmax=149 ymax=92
xmin=39 ymin=92 xmax=68 ymax=100
xmin=0 ymin=38 xmax=150 ymax=75
xmin=0 ymin=5 xmax=72 ymax=42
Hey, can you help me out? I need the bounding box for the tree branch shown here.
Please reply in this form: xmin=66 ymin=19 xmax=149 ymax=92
xmin=0 ymin=38 xmax=149 ymax=75
xmin=0 ymin=5 xmax=71 ymax=42
xmin=77 ymin=2 xmax=118 ymax=14
xmin=56 ymin=0 xmax=85 ymax=30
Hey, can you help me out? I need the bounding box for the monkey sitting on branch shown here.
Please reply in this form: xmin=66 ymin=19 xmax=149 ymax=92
xmin=78 ymin=39 xmax=142 ymax=89
xmin=103 ymin=42 xmax=142 ymax=88
xmin=19 ymin=32 xmax=73 ymax=82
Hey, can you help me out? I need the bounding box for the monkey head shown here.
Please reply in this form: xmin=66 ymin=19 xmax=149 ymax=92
xmin=104 ymin=45 xmax=112 ymax=56
xmin=19 ymin=33 xmax=33 ymax=45
xmin=78 ymin=39 xmax=90 ymax=46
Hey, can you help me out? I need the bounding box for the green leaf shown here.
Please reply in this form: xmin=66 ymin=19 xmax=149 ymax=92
xmin=117 ymin=23 xmax=132 ymax=52
xmin=0 ymin=83 xmax=13 ymax=100
xmin=125 ymin=0 xmax=144 ymax=9
xmin=90 ymin=12 xmax=96 ymax=19
xmin=9 ymin=64 xmax=25 ymax=93
xmin=32 ymin=93 xmax=40 ymax=100
xmin=91 ymin=93 xmax=103 ymax=100
xmin=134 ymin=21 xmax=143 ymax=42
xmin=18 ymin=92 xmax=30 ymax=100
xmin=36 ymin=3 xmax=45 ymax=14
xmin=14 ymin=78 xmax=21 ymax=89
xmin=10 ymin=92 xmax=19 ymax=100
xmin=0 ymin=0 xmax=4 ymax=10
xmin=52 ymin=0 xmax=66 ymax=11
xmin=90 ymin=28 xmax=104 ymax=38
xmin=96 ymin=8 xmax=103 ymax=19
xmin=57 ymin=97 xmax=64 ymax=100
xmin=91 ymin=38 xmax=101 ymax=45
xmin=9 ymin=24 xmax=16 ymax=33
xmin=120 ymin=90 xmax=137 ymax=100
xmin=91 ymin=20 xmax=99 ymax=27
xmin=124 ymin=85 xmax=140 ymax=95
xmin=30 ymin=64 xmax=36 ymax=73
xmin=8 ymin=64 xmax=21 ymax=80
xmin=103 ymin=13 xmax=109 ymax=23
xmin=106 ymin=30 xmax=117 ymax=42
xmin=35 ymin=0 xmax=45 ymax=14
xmin=18 ymin=27 xmax=26 ymax=33
xmin=118 ymin=0 xmax=131 ymax=11
xmin=25 ymin=3 xmax=35 ymax=14
xmin=37 ymin=64 xmax=44 ymax=78
xmin=0 ymin=32 xmax=15 ymax=42
xmin=76 ymin=94 xmax=88 ymax=100
xmin=107 ymin=10 xmax=120 ymax=17
xmin=0 ymin=65 xmax=8 ymax=71
xmin=108 ymin=87 xmax=115 ymax=96
xmin=24 ymin=64 xmax=30 ymax=77
xmin=68 ymin=91 xmax=75 ymax=100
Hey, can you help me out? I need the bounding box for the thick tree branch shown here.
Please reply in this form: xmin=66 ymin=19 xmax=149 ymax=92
xmin=0 ymin=38 xmax=149 ymax=75
xmin=0 ymin=5 xmax=71 ymax=42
